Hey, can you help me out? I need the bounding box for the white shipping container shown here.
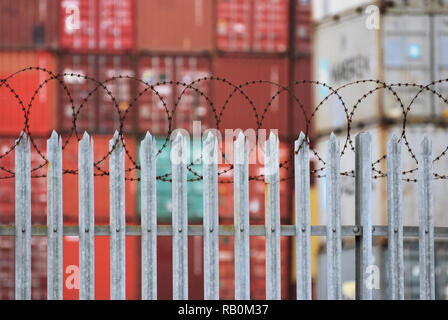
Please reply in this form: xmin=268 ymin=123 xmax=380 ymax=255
xmin=313 ymin=2 xmax=448 ymax=135
xmin=315 ymin=124 xmax=448 ymax=229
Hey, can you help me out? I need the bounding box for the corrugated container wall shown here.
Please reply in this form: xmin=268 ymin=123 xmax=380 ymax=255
xmin=313 ymin=4 xmax=448 ymax=136
xmin=212 ymin=56 xmax=292 ymax=139
xmin=0 ymin=52 xmax=58 ymax=136
xmin=59 ymin=54 xmax=136 ymax=134
xmin=136 ymin=0 xmax=214 ymax=53
xmin=136 ymin=0 xmax=292 ymax=53
xmin=0 ymin=0 xmax=59 ymax=49
xmin=295 ymin=0 xmax=312 ymax=55
xmin=60 ymin=0 xmax=134 ymax=52
xmin=216 ymin=0 xmax=289 ymax=53
xmin=137 ymin=55 xmax=212 ymax=135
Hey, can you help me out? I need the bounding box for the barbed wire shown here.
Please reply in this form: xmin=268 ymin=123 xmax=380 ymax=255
xmin=1 ymin=66 xmax=448 ymax=183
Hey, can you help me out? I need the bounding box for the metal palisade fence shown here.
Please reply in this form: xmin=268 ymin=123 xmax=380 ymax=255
xmin=8 ymin=129 xmax=444 ymax=300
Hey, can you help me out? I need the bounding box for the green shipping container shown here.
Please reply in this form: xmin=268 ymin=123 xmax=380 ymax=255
xmin=137 ymin=136 xmax=203 ymax=222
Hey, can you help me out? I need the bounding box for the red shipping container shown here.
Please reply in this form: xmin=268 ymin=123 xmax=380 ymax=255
xmin=217 ymin=138 xmax=292 ymax=223
xmin=295 ymin=0 xmax=312 ymax=55
xmin=60 ymin=54 xmax=97 ymax=133
xmin=212 ymin=56 xmax=294 ymax=139
xmin=0 ymin=0 xmax=59 ymax=49
xmin=216 ymin=0 xmax=289 ymax=53
xmin=0 ymin=237 xmax=47 ymax=300
xmin=136 ymin=0 xmax=214 ymax=53
xmin=63 ymin=236 xmax=140 ymax=299
xmin=97 ymin=55 xmax=136 ymax=133
xmin=157 ymin=234 xmax=204 ymax=299
xmin=0 ymin=52 xmax=58 ymax=136
xmin=62 ymin=134 xmax=139 ymax=224
xmin=59 ymin=54 xmax=136 ymax=134
xmin=218 ymin=235 xmax=290 ymax=299
xmin=0 ymin=136 xmax=48 ymax=224
xmin=137 ymin=55 xmax=212 ymax=135
xmin=60 ymin=0 xmax=134 ymax=52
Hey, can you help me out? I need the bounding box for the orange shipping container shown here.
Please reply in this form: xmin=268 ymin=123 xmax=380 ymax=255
xmin=136 ymin=0 xmax=214 ymax=53
xmin=0 ymin=52 xmax=58 ymax=136
xmin=62 ymin=134 xmax=139 ymax=224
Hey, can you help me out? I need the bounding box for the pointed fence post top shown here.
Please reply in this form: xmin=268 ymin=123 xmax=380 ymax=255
xmin=265 ymin=132 xmax=279 ymax=182
xmin=47 ymin=130 xmax=61 ymax=148
xmin=419 ymin=136 xmax=432 ymax=156
xmin=234 ymin=132 xmax=247 ymax=165
xmin=109 ymin=130 xmax=123 ymax=150
xmin=203 ymin=132 xmax=217 ymax=165
xmin=171 ymin=132 xmax=188 ymax=165
xmin=141 ymin=131 xmax=155 ymax=152
xmin=16 ymin=131 xmax=29 ymax=149
xmin=328 ymin=132 xmax=340 ymax=154
xmin=295 ymin=131 xmax=307 ymax=151
xmin=387 ymin=134 xmax=401 ymax=155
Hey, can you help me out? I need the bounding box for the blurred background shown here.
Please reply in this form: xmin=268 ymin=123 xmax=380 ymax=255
xmin=0 ymin=0 xmax=448 ymax=300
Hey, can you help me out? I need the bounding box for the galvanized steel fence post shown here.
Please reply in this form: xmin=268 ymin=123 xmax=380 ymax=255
xmin=386 ymin=134 xmax=404 ymax=300
xmin=203 ymin=133 xmax=219 ymax=300
xmin=234 ymin=132 xmax=250 ymax=300
xmin=265 ymin=133 xmax=281 ymax=300
xmin=78 ymin=132 xmax=95 ymax=300
xmin=109 ymin=131 xmax=126 ymax=300
xmin=418 ymin=137 xmax=435 ymax=300
xmin=355 ymin=132 xmax=372 ymax=300
xmin=140 ymin=132 xmax=158 ymax=300
xmin=295 ymin=132 xmax=311 ymax=300
xmin=326 ymin=133 xmax=342 ymax=300
xmin=15 ymin=133 xmax=31 ymax=300
xmin=172 ymin=133 xmax=189 ymax=300
xmin=47 ymin=131 xmax=63 ymax=300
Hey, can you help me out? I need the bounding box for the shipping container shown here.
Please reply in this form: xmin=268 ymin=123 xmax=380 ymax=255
xmin=295 ymin=0 xmax=312 ymax=55
xmin=315 ymin=124 xmax=448 ymax=234
xmin=60 ymin=0 xmax=134 ymax=52
xmin=313 ymin=3 xmax=448 ymax=136
xmin=0 ymin=0 xmax=59 ymax=49
xmin=0 ymin=52 xmax=58 ymax=136
xmin=136 ymin=0 xmax=299 ymax=54
xmin=137 ymin=55 xmax=212 ymax=135
xmin=219 ymin=234 xmax=290 ymax=299
xmin=217 ymin=138 xmax=292 ymax=223
xmin=216 ymin=0 xmax=289 ymax=53
xmin=59 ymin=54 xmax=136 ymax=134
xmin=97 ymin=55 xmax=136 ymax=133
xmin=62 ymin=134 xmax=139 ymax=224
xmin=0 ymin=136 xmax=48 ymax=224
xmin=136 ymin=0 xmax=214 ymax=53
xmin=212 ymin=56 xmax=293 ymax=139
xmin=63 ymin=236 xmax=140 ymax=299
xmin=0 ymin=237 xmax=47 ymax=300
xmin=137 ymin=136 xmax=204 ymax=223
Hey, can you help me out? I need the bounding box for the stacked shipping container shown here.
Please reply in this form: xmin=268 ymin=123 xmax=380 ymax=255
xmin=0 ymin=0 xmax=312 ymax=299
xmin=312 ymin=0 xmax=448 ymax=299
